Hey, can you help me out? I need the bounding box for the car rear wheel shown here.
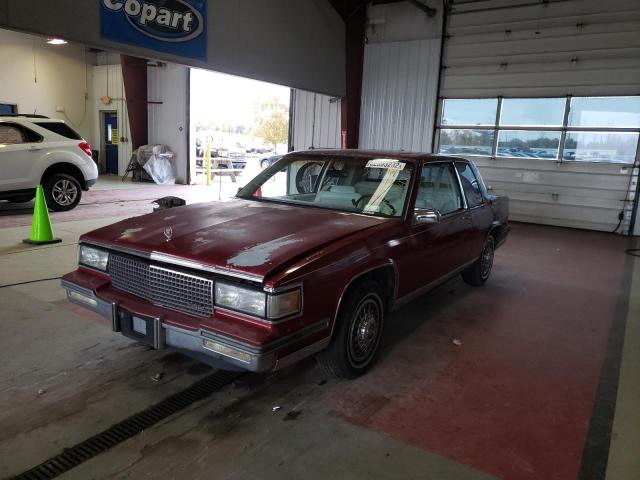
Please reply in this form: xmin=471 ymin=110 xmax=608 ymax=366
xmin=317 ymin=280 xmax=384 ymax=379
xmin=462 ymin=236 xmax=494 ymax=286
xmin=44 ymin=173 xmax=82 ymax=212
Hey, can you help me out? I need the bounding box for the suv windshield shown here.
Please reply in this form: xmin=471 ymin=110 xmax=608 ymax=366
xmin=238 ymin=155 xmax=414 ymax=218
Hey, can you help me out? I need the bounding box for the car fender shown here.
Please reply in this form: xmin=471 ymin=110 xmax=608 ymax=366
xmin=35 ymin=148 xmax=96 ymax=186
xmin=330 ymin=260 xmax=399 ymax=339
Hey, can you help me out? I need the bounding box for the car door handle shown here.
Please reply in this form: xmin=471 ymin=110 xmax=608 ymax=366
xmin=28 ymin=146 xmax=42 ymax=151
xmin=461 ymin=213 xmax=472 ymax=220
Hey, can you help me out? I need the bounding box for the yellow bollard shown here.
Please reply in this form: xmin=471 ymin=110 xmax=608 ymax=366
xmin=205 ymin=137 xmax=212 ymax=186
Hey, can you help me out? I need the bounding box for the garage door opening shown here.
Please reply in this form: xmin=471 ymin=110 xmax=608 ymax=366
xmin=188 ymin=69 xmax=291 ymax=190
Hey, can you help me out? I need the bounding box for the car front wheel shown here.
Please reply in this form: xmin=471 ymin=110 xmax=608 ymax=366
xmin=317 ymin=280 xmax=384 ymax=379
xmin=462 ymin=235 xmax=494 ymax=286
xmin=44 ymin=174 xmax=82 ymax=212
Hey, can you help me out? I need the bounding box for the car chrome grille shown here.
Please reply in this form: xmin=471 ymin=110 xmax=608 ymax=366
xmin=108 ymin=254 xmax=214 ymax=316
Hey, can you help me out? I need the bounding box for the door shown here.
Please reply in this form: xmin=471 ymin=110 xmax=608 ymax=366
xmin=399 ymin=162 xmax=475 ymax=296
xmin=0 ymin=122 xmax=43 ymax=191
xmin=102 ymin=111 xmax=118 ymax=175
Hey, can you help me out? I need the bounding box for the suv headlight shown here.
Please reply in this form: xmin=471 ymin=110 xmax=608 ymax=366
xmin=79 ymin=245 xmax=109 ymax=271
xmin=215 ymin=282 xmax=302 ymax=320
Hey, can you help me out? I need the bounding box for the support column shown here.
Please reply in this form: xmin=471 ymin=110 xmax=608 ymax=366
xmin=120 ymin=55 xmax=148 ymax=150
xmin=341 ymin=5 xmax=366 ymax=149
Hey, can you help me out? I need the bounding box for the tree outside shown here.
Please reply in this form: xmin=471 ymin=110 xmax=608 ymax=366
xmin=252 ymin=98 xmax=289 ymax=150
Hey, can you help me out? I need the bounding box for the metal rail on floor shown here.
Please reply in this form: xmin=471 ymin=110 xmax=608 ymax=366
xmin=12 ymin=370 xmax=243 ymax=480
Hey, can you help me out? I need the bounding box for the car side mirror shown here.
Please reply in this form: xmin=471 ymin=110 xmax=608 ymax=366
xmin=413 ymin=208 xmax=441 ymax=225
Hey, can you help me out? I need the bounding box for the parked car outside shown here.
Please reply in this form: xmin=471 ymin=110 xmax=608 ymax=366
xmin=260 ymin=155 xmax=282 ymax=169
xmin=62 ymin=150 xmax=509 ymax=378
xmin=195 ymin=139 xmax=247 ymax=170
xmin=0 ymin=115 xmax=98 ymax=211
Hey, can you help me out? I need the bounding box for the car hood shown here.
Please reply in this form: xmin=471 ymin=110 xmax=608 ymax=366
xmin=81 ymin=199 xmax=389 ymax=281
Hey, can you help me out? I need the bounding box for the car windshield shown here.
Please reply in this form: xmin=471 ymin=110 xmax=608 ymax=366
xmin=237 ymin=155 xmax=414 ymax=218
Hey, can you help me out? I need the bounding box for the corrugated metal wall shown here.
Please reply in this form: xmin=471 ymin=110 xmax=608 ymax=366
xmin=291 ymin=90 xmax=341 ymax=151
xmin=359 ymin=39 xmax=441 ymax=151
xmin=439 ymin=0 xmax=640 ymax=233
xmin=148 ymin=64 xmax=189 ymax=183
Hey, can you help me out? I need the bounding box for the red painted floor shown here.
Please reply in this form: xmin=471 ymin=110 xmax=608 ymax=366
xmin=330 ymin=224 xmax=629 ymax=480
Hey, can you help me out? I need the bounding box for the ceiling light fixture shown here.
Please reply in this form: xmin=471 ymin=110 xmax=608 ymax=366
xmin=46 ymin=38 xmax=68 ymax=45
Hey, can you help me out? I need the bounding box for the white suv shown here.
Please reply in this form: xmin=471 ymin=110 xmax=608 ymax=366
xmin=0 ymin=115 xmax=99 ymax=211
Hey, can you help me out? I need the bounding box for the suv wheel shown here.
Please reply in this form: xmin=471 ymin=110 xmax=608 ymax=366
xmin=317 ymin=280 xmax=384 ymax=378
xmin=462 ymin=236 xmax=495 ymax=286
xmin=44 ymin=174 xmax=82 ymax=212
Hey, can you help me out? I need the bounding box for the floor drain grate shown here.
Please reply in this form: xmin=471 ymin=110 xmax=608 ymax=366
xmin=14 ymin=370 xmax=242 ymax=480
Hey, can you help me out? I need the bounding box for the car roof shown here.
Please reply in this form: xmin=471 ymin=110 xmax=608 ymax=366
xmin=289 ymin=149 xmax=470 ymax=164
xmin=0 ymin=115 xmax=65 ymax=123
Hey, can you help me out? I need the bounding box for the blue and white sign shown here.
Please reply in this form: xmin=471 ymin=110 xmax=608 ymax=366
xmin=100 ymin=0 xmax=207 ymax=60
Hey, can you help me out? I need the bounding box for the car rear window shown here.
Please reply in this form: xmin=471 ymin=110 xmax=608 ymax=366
xmin=35 ymin=122 xmax=82 ymax=140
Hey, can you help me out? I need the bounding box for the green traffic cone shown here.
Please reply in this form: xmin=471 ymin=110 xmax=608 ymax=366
xmin=23 ymin=185 xmax=61 ymax=245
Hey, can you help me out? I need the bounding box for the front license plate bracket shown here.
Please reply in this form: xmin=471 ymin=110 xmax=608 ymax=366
xmin=118 ymin=309 xmax=165 ymax=349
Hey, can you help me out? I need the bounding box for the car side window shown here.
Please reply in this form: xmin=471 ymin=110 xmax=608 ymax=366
xmin=0 ymin=123 xmax=42 ymax=145
xmin=455 ymin=162 xmax=484 ymax=208
xmin=0 ymin=124 xmax=26 ymax=145
xmin=415 ymin=163 xmax=464 ymax=215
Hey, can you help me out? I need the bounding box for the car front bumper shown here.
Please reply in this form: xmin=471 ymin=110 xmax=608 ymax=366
xmin=62 ymin=278 xmax=329 ymax=372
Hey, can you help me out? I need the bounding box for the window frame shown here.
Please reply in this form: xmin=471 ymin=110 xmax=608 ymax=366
xmin=455 ymin=161 xmax=485 ymax=209
xmin=434 ymin=95 xmax=640 ymax=165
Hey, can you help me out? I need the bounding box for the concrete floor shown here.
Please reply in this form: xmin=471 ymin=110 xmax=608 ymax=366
xmin=0 ymin=179 xmax=638 ymax=479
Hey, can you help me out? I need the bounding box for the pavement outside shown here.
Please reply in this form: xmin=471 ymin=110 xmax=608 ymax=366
xmin=0 ymin=176 xmax=638 ymax=479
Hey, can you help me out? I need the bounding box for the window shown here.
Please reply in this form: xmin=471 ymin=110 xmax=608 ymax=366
xmin=0 ymin=123 xmax=42 ymax=144
xmin=564 ymin=132 xmax=639 ymax=163
xmin=455 ymin=162 xmax=483 ymax=207
xmin=35 ymin=122 xmax=82 ymax=140
xmin=497 ymin=131 xmax=561 ymax=159
xmin=0 ymin=124 xmax=25 ymax=144
xmin=568 ymin=97 xmax=640 ymax=128
xmin=500 ymin=98 xmax=565 ymax=127
xmin=441 ymin=98 xmax=497 ymax=126
xmin=436 ymin=96 xmax=640 ymax=164
xmin=439 ymin=129 xmax=494 ymax=156
xmin=415 ymin=163 xmax=463 ymax=215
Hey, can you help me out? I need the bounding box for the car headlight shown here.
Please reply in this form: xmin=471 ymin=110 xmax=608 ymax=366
xmin=267 ymin=289 xmax=301 ymax=320
xmin=215 ymin=282 xmax=267 ymax=317
xmin=215 ymin=282 xmax=302 ymax=320
xmin=79 ymin=245 xmax=109 ymax=271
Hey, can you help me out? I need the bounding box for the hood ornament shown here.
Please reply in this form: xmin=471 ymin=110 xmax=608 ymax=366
xmin=163 ymin=226 xmax=173 ymax=242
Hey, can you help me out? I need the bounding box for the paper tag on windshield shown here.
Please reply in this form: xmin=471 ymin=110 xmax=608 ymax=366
xmin=366 ymin=159 xmax=405 ymax=171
